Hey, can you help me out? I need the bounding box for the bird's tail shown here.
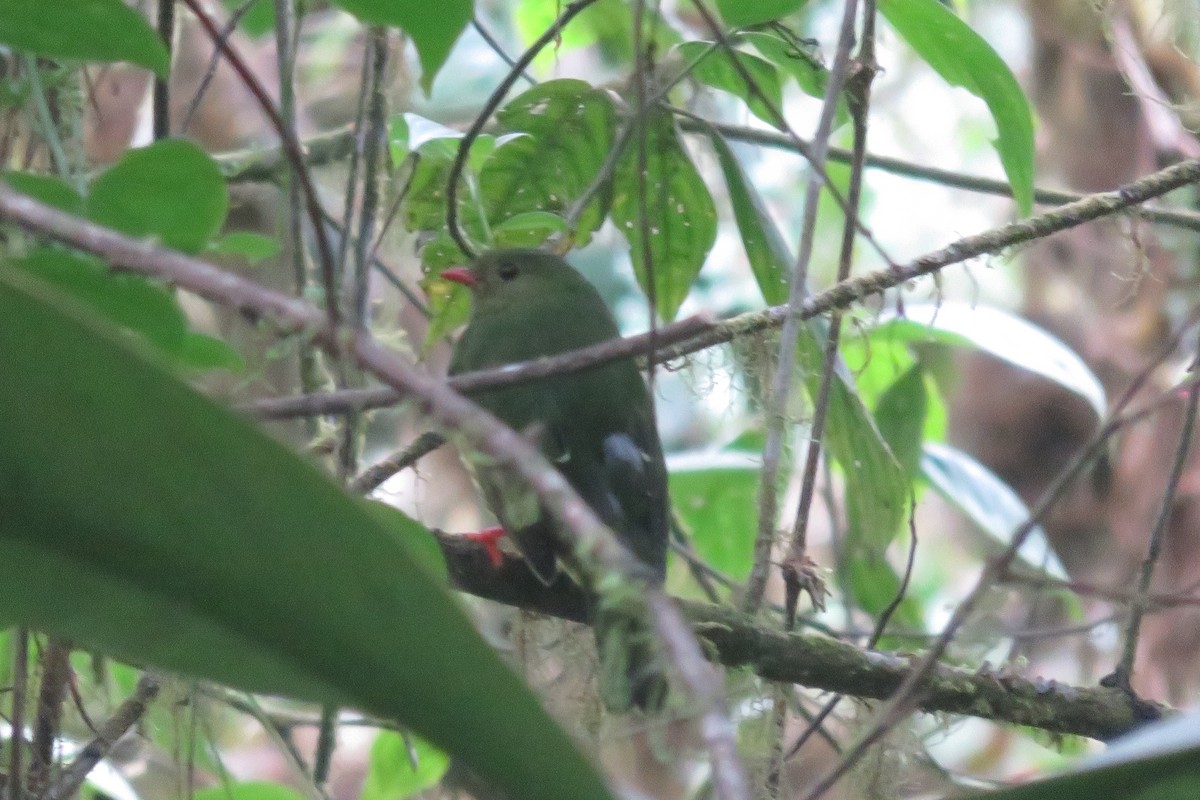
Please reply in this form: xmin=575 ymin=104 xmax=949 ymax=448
xmin=594 ymin=603 xmax=668 ymax=712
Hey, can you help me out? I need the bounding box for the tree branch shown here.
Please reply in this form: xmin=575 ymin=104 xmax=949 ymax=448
xmin=437 ymin=533 xmax=1166 ymax=742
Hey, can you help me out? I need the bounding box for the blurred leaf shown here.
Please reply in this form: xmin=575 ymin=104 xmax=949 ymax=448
xmin=880 ymin=0 xmax=1035 ymax=215
xmin=847 ymin=554 xmax=923 ymax=631
xmin=179 ymin=332 xmax=244 ymax=372
xmin=797 ymin=325 xmax=909 ymax=553
xmin=717 ymin=0 xmax=810 ymax=27
xmin=706 ymin=128 xmax=792 ymax=305
xmin=674 ymin=42 xmax=784 ymax=128
xmin=874 ymin=363 xmax=927 ymax=479
xmin=332 ymin=0 xmax=470 ymax=94
xmin=964 ymin=711 xmax=1200 ymax=799
xmin=612 ymin=109 xmax=717 ymax=321
xmin=669 ymin=452 xmax=760 ymax=581
xmin=7 ymin=247 xmax=240 ymax=372
xmin=482 ymin=79 xmax=617 ymax=245
xmin=207 ymin=232 xmax=281 ymax=263
xmin=403 ymin=135 xmax=493 ymax=244
xmin=3 ymin=172 xmax=83 ymax=215
xmin=361 ymin=500 xmax=449 ymax=583
xmin=8 ymin=247 xmax=185 ymax=355
xmin=194 ymin=783 xmax=305 ymax=800
xmin=492 ymin=211 xmax=569 ymax=248
xmin=515 ymin=0 xmax=680 ymax=67
xmin=363 ymin=731 xmax=450 ymax=800
xmin=740 ymin=30 xmax=829 ymax=99
xmin=0 ymin=0 xmax=169 ymax=75
xmin=0 ymin=269 xmax=614 ymax=800
xmin=921 ymin=443 xmax=1067 ymax=581
xmin=876 ymin=303 xmax=1106 ymax=419
xmin=220 ymin=0 xmax=275 ymax=38
xmin=419 ymin=234 xmax=472 ymax=351
xmin=88 ymin=139 xmax=228 ymax=254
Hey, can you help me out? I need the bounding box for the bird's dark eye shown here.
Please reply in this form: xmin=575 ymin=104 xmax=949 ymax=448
xmin=497 ymin=261 xmax=519 ymax=281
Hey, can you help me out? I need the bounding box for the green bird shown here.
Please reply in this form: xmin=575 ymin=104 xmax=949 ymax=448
xmin=443 ymin=248 xmax=669 ymax=711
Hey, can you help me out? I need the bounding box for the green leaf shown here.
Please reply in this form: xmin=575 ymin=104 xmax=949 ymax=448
xmin=706 ymin=128 xmax=792 ymax=305
xmin=482 ymin=79 xmax=618 ymax=246
xmin=88 ymin=139 xmax=228 ymax=254
xmin=797 ymin=325 xmax=909 ymax=553
xmin=492 ymin=211 xmax=569 ymax=248
xmin=8 ymin=247 xmax=186 ymax=356
xmin=3 ymin=172 xmax=83 ymax=215
xmin=194 ymin=782 xmax=306 ymax=800
xmin=207 ymin=232 xmax=281 ymax=263
xmin=673 ymin=42 xmax=784 ymax=128
xmin=966 ymin=711 xmax=1200 ymax=800
xmin=880 ymin=0 xmax=1035 ymax=215
xmin=716 ymin=0 xmax=810 ymax=28
xmin=874 ymin=363 xmax=927 ymax=479
xmin=0 ymin=269 xmax=614 ymax=800
xmin=0 ymin=0 xmax=169 ymax=75
xmin=847 ymin=555 xmax=923 ymax=631
xmin=669 ymin=452 xmax=760 ymax=581
xmin=740 ymin=30 xmax=830 ymax=99
xmin=612 ymin=109 xmax=717 ymax=321
xmin=875 ymin=303 xmax=1106 ymax=419
xmin=220 ymin=0 xmax=275 ymax=38
xmin=418 ymin=233 xmax=472 ymax=351
xmin=363 ymin=732 xmax=450 ymax=800
xmin=921 ymin=443 xmax=1067 ymax=581
xmin=402 ymin=130 xmax=493 ymax=243
xmin=179 ymin=332 xmax=244 ymax=372
xmin=331 ymin=0 xmax=470 ymax=94
xmin=704 ymin=133 xmax=909 ymax=551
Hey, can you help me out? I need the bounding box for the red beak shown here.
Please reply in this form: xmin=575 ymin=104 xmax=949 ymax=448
xmin=440 ymin=266 xmax=478 ymax=287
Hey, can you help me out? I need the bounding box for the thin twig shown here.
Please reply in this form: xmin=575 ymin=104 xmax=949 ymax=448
xmin=1113 ymin=343 xmax=1200 ymax=686
xmin=445 ymin=0 xmax=603 ymax=255
xmin=10 ymin=628 xmax=29 ymax=800
xmin=352 ymin=431 xmax=447 ymax=494
xmin=740 ymin=0 xmax=861 ymax=616
xmin=796 ymin=339 xmax=1181 ymax=800
xmin=179 ymin=0 xmax=341 ymax=331
xmin=471 ymin=18 xmax=536 ymax=85
xmin=154 ymin=0 xmax=174 ymax=140
xmin=181 ymin=0 xmax=260 ymax=134
xmin=44 ymin=674 xmax=161 ymax=800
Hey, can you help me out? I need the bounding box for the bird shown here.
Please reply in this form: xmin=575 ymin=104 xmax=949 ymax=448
xmin=442 ymin=248 xmax=669 ymax=710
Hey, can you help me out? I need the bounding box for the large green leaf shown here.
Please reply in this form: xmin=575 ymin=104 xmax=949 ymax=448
xmin=482 ymin=79 xmax=618 ymax=246
xmin=0 ymin=270 xmax=614 ymax=800
xmin=921 ymin=444 xmax=1067 ymax=581
xmin=707 ymin=124 xmax=907 ymax=551
xmin=669 ymin=452 xmax=760 ymax=582
xmin=332 ymin=0 xmax=470 ymax=93
xmin=797 ymin=324 xmax=909 ymax=554
xmin=716 ymin=0 xmax=810 ymax=28
xmin=612 ymin=109 xmax=717 ymax=321
xmin=706 ymin=128 xmax=791 ymax=305
xmin=964 ymin=710 xmax=1200 ymax=799
xmin=363 ymin=732 xmax=450 ymax=800
xmin=880 ymin=0 xmax=1035 ymax=215
xmin=88 ymin=139 xmax=228 ymax=255
xmin=874 ymin=303 xmax=1106 ymax=419
xmin=0 ymin=0 xmax=169 ymax=75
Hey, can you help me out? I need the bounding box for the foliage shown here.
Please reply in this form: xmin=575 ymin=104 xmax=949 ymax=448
xmin=1 ymin=1 xmax=1190 ymax=800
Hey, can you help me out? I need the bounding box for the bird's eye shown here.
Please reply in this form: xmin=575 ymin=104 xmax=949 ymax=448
xmin=497 ymin=261 xmax=519 ymax=281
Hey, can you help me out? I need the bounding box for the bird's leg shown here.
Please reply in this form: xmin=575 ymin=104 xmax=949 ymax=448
xmin=463 ymin=526 xmax=506 ymax=568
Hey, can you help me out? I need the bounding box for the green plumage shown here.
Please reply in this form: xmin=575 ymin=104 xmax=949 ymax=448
xmin=446 ymin=248 xmax=669 ymax=710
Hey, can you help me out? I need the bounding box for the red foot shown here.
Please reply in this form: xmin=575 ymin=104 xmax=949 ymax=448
xmin=464 ymin=526 xmax=506 ymax=568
